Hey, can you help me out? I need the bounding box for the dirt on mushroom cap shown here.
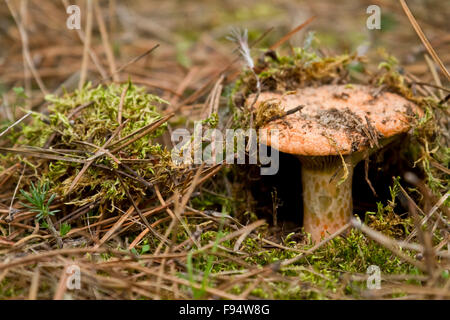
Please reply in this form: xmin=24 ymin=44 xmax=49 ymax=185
xmin=248 ymin=84 xmax=423 ymax=156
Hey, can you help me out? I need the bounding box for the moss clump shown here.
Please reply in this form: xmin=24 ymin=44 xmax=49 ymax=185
xmin=253 ymin=99 xmax=284 ymax=128
xmin=230 ymin=48 xmax=359 ymax=110
xmin=2 ymin=82 xmax=176 ymax=209
xmin=228 ymin=48 xmax=366 ymax=134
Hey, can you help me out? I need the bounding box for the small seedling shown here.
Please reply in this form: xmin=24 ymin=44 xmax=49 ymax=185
xmin=59 ymin=222 xmax=71 ymax=236
xmin=20 ymin=181 xmax=60 ymax=222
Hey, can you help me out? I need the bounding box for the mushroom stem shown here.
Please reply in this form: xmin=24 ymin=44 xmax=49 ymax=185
xmin=301 ymin=165 xmax=354 ymax=242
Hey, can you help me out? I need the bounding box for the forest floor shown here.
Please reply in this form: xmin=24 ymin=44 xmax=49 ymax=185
xmin=0 ymin=0 xmax=448 ymax=300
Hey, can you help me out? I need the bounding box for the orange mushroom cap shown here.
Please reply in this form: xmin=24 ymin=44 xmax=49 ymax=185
xmin=249 ymin=84 xmax=422 ymax=156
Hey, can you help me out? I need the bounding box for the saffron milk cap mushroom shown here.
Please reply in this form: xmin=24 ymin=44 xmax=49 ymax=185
xmin=248 ymin=84 xmax=422 ymax=242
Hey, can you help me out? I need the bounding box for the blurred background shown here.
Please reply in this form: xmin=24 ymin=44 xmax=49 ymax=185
xmin=0 ymin=0 xmax=449 ymax=120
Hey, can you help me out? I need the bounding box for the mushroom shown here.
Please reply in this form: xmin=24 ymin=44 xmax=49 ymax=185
xmin=248 ymin=84 xmax=422 ymax=242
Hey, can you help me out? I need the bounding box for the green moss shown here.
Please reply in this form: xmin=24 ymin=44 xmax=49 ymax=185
xmin=2 ymin=82 xmax=176 ymax=209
